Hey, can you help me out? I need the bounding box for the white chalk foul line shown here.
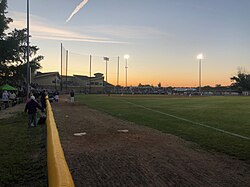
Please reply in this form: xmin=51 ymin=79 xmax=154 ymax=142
xmin=125 ymin=100 xmax=250 ymax=141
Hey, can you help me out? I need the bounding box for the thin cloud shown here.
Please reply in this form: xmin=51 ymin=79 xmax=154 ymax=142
xmin=66 ymin=0 xmax=89 ymax=23
xmin=35 ymin=35 xmax=128 ymax=44
xmin=78 ymin=25 xmax=170 ymax=39
xmin=8 ymin=11 xmax=128 ymax=44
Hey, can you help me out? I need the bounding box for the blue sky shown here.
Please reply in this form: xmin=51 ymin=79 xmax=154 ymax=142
xmin=7 ymin=0 xmax=250 ymax=86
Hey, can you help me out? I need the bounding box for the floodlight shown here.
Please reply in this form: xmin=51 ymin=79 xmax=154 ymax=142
xmin=197 ymin=53 xmax=203 ymax=60
xmin=196 ymin=53 xmax=204 ymax=95
xmin=104 ymin=57 xmax=109 ymax=61
xmin=124 ymin=54 xmax=130 ymax=87
xmin=124 ymin=54 xmax=130 ymax=60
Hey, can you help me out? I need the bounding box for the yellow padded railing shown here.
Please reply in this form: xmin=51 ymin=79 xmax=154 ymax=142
xmin=46 ymin=97 xmax=75 ymax=187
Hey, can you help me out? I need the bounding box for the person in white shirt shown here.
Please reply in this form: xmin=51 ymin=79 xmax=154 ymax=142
xmin=9 ymin=91 xmax=16 ymax=106
xmin=9 ymin=91 xmax=16 ymax=100
xmin=2 ymin=90 xmax=9 ymax=108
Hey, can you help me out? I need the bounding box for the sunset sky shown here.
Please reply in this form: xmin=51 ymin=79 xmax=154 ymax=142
xmin=7 ymin=0 xmax=250 ymax=87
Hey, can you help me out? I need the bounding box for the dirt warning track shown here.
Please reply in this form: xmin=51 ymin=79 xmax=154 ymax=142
xmin=52 ymin=97 xmax=250 ymax=187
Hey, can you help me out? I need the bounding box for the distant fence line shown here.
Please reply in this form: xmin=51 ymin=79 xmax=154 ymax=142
xmin=46 ymin=97 xmax=75 ymax=187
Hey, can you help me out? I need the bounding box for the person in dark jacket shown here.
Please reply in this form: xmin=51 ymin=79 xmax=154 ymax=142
xmin=40 ymin=90 xmax=47 ymax=109
xmin=25 ymin=96 xmax=43 ymax=127
xmin=70 ymin=90 xmax=75 ymax=102
xmin=54 ymin=90 xmax=59 ymax=102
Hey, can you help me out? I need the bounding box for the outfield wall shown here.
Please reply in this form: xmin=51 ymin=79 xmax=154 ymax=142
xmin=46 ymin=97 xmax=75 ymax=187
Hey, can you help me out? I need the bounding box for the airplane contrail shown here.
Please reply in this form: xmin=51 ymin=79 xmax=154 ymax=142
xmin=66 ymin=0 xmax=89 ymax=23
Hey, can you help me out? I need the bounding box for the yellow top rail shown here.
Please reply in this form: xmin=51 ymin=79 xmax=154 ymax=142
xmin=46 ymin=97 xmax=75 ymax=187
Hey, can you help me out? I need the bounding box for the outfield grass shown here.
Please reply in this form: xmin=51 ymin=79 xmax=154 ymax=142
xmin=77 ymin=94 xmax=250 ymax=161
xmin=0 ymin=112 xmax=47 ymax=186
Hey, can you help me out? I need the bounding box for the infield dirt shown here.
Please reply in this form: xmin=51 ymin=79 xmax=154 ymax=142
xmin=52 ymin=96 xmax=250 ymax=187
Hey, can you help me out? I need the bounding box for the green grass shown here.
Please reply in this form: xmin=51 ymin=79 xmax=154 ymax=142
xmin=77 ymin=94 xmax=250 ymax=161
xmin=0 ymin=112 xmax=47 ymax=187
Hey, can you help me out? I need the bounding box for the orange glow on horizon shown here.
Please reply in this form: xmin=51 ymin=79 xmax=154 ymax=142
xmin=42 ymin=67 xmax=231 ymax=87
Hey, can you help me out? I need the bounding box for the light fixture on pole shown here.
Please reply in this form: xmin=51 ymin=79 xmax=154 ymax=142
xmin=197 ymin=53 xmax=203 ymax=95
xmin=124 ymin=54 xmax=130 ymax=87
xmin=103 ymin=56 xmax=109 ymax=93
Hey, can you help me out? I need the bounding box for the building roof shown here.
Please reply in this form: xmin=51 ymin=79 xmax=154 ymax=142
xmin=73 ymin=75 xmax=89 ymax=80
xmin=73 ymin=74 xmax=104 ymax=81
xmin=34 ymin=71 xmax=105 ymax=82
xmin=34 ymin=72 xmax=60 ymax=79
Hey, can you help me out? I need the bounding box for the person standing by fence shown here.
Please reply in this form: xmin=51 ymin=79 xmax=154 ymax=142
xmin=40 ymin=90 xmax=47 ymax=109
xmin=54 ymin=90 xmax=59 ymax=102
xmin=24 ymin=96 xmax=43 ymax=127
xmin=70 ymin=90 xmax=75 ymax=102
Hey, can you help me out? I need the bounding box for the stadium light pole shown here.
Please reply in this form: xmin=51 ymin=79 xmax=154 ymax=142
xmin=60 ymin=43 xmax=63 ymax=91
xmin=197 ymin=53 xmax=203 ymax=95
xmin=26 ymin=0 xmax=30 ymax=98
xmin=104 ymin=57 xmax=109 ymax=93
xmin=124 ymin=55 xmax=130 ymax=87
xmin=117 ymin=56 xmax=120 ymax=86
xmin=89 ymin=55 xmax=92 ymax=94
xmin=66 ymin=50 xmax=68 ymax=92
xmin=117 ymin=56 xmax=120 ymax=93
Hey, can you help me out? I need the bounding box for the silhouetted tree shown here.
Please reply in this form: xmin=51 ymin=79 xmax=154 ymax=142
xmin=158 ymin=82 xmax=161 ymax=88
xmin=231 ymin=68 xmax=250 ymax=92
xmin=0 ymin=1 xmax=43 ymax=86
xmin=0 ymin=0 xmax=12 ymax=39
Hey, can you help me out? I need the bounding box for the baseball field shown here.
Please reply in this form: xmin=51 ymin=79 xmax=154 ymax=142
xmin=77 ymin=94 xmax=250 ymax=161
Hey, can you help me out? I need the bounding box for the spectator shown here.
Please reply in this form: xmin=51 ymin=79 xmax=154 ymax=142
xmin=24 ymin=96 xmax=43 ymax=127
xmin=40 ymin=90 xmax=47 ymax=109
xmin=9 ymin=91 xmax=16 ymax=106
xmin=54 ymin=90 xmax=59 ymax=102
xmin=2 ymin=90 xmax=9 ymax=108
xmin=70 ymin=90 xmax=75 ymax=102
xmin=9 ymin=91 xmax=16 ymax=100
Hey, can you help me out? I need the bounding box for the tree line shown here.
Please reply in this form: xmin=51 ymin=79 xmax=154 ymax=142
xmin=231 ymin=68 xmax=250 ymax=93
xmin=0 ymin=0 xmax=43 ymax=88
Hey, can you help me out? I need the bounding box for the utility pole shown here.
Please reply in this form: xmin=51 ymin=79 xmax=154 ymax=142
xmin=125 ymin=59 xmax=128 ymax=87
xmin=199 ymin=59 xmax=201 ymax=94
xmin=60 ymin=43 xmax=63 ymax=91
xmin=117 ymin=56 xmax=120 ymax=86
xmin=117 ymin=56 xmax=119 ymax=93
xmin=26 ymin=0 xmax=30 ymax=98
xmin=89 ymin=55 xmax=92 ymax=94
xmin=104 ymin=57 xmax=109 ymax=93
xmin=124 ymin=55 xmax=130 ymax=87
xmin=66 ymin=50 xmax=68 ymax=92
xmin=197 ymin=53 xmax=203 ymax=95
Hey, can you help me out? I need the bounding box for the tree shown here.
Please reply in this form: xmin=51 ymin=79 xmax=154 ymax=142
xmin=0 ymin=0 xmax=12 ymax=39
xmin=0 ymin=0 xmax=13 ymax=84
xmin=158 ymin=82 xmax=161 ymax=88
xmin=231 ymin=68 xmax=250 ymax=92
xmin=0 ymin=1 xmax=43 ymax=86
